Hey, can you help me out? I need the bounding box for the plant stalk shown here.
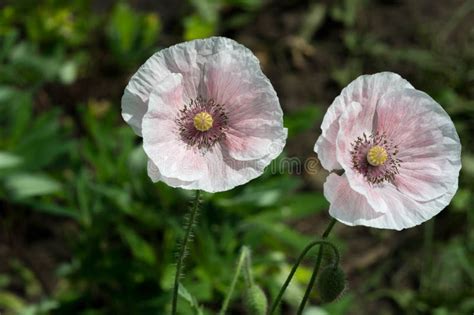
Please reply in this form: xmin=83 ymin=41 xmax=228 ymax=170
xmin=171 ymin=190 xmax=201 ymax=315
xmin=269 ymin=218 xmax=338 ymax=315
xmin=296 ymin=218 xmax=337 ymax=314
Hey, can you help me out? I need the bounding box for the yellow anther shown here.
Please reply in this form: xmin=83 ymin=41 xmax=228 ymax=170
xmin=193 ymin=112 xmax=213 ymax=131
xmin=367 ymin=145 xmax=388 ymax=166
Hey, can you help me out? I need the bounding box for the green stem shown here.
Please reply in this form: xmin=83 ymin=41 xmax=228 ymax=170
xmin=219 ymin=246 xmax=251 ymax=315
xmin=268 ymin=226 xmax=339 ymax=315
xmin=243 ymin=247 xmax=254 ymax=287
xmin=171 ymin=190 xmax=201 ymax=315
xmin=296 ymin=218 xmax=337 ymax=314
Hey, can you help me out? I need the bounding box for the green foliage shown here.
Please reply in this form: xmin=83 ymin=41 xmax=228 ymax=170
xmin=0 ymin=0 xmax=473 ymax=315
xmin=106 ymin=2 xmax=161 ymax=67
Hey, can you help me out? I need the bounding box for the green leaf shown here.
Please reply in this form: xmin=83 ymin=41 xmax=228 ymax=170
xmin=249 ymin=193 xmax=328 ymax=222
xmin=107 ymin=2 xmax=139 ymax=54
xmin=19 ymin=200 xmax=80 ymax=220
xmin=117 ymin=225 xmax=156 ymax=265
xmin=59 ymin=60 xmax=78 ymax=84
xmin=184 ymin=15 xmax=216 ymax=41
xmin=216 ymin=176 xmax=301 ymax=209
xmin=4 ymin=174 xmax=61 ymax=199
xmin=0 ymin=291 xmax=25 ymax=312
xmin=242 ymin=220 xmax=311 ymax=250
xmin=141 ymin=13 xmax=161 ymax=48
xmin=285 ymin=106 xmax=323 ymax=137
xmin=179 ymin=283 xmax=204 ymax=315
xmin=0 ymin=151 xmax=22 ymax=170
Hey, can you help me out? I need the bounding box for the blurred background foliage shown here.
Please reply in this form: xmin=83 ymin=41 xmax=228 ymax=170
xmin=0 ymin=0 xmax=473 ymax=314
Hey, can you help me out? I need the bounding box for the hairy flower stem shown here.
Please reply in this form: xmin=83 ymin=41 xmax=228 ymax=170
xmin=171 ymin=190 xmax=201 ymax=315
xmin=269 ymin=220 xmax=339 ymax=315
xmin=296 ymin=218 xmax=337 ymax=314
xmin=219 ymin=246 xmax=252 ymax=315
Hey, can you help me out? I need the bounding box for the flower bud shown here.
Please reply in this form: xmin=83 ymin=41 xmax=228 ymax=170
xmin=316 ymin=265 xmax=346 ymax=303
xmin=244 ymin=285 xmax=268 ymax=315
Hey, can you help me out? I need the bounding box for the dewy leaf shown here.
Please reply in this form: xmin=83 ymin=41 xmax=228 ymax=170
xmin=4 ymin=174 xmax=61 ymax=199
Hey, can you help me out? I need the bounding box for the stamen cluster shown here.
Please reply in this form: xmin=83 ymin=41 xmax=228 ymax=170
xmin=176 ymin=97 xmax=229 ymax=149
xmin=350 ymin=132 xmax=401 ymax=184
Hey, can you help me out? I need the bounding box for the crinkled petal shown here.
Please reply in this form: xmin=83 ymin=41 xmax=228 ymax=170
xmin=195 ymin=143 xmax=264 ymax=192
xmin=225 ymin=120 xmax=287 ymax=161
xmin=375 ymin=88 xmax=461 ymax=202
xmin=122 ymin=36 xmax=257 ymax=136
xmin=147 ymin=159 xmax=197 ymax=189
xmin=142 ymin=74 xmax=207 ymax=181
xmin=315 ymin=72 xmax=413 ymax=171
xmin=335 ymin=101 xmax=376 ymax=197
xmin=324 ymin=173 xmax=454 ymax=230
xmin=321 ymin=72 xmax=461 ymax=230
xmin=366 ymin=182 xmax=459 ymax=230
xmin=151 ymin=143 xmax=274 ymax=193
xmin=324 ymin=173 xmax=390 ymax=227
xmin=141 ymin=72 xmax=283 ymax=191
xmin=125 ymin=37 xmax=286 ymax=192
xmin=201 ymin=49 xmax=285 ymax=161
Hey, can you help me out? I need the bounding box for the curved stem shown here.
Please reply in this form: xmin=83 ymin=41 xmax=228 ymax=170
xmin=243 ymin=247 xmax=254 ymax=288
xmin=171 ymin=190 xmax=201 ymax=315
xmin=219 ymin=246 xmax=251 ymax=315
xmin=296 ymin=218 xmax=337 ymax=314
xmin=323 ymin=218 xmax=337 ymax=239
xmin=268 ymin=237 xmax=339 ymax=314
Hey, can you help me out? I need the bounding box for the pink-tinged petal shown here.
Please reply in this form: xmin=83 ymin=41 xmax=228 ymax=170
xmin=324 ymin=173 xmax=390 ymax=228
xmin=367 ymin=183 xmax=458 ymax=230
xmin=122 ymin=37 xmax=257 ymax=136
xmin=224 ymin=119 xmax=287 ymax=161
xmin=125 ymin=37 xmax=286 ymax=191
xmin=148 ymin=140 xmax=282 ymax=193
xmin=122 ymin=89 xmax=147 ymax=136
xmin=147 ymin=159 xmax=198 ymax=189
xmin=314 ymin=122 xmax=341 ymax=171
xmin=321 ymin=72 xmax=461 ymax=230
xmin=315 ymin=72 xmax=413 ymax=171
xmin=141 ymin=73 xmax=184 ymax=145
xmin=191 ymin=46 xmax=286 ymax=162
xmin=142 ymin=74 xmax=207 ymax=182
xmin=181 ymin=143 xmax=273 ymax=193
xmin=146 ymin=73 xmax=185 ymax=119
xmin=203 ymin=50 xmax=282 ymax=121
xmin=375 ymin=88 xmax=461 ymax=202
xmin=121 ymin=53 xmax=175 ymax=136
xmin=144 ymin=138 xmax=206 ymax=182
xmin=198 ymin=143 xmax=263 ymax=192
xmin=324 ymin=173 xmax=439 ymax=230
xmin=334 ymin=101 xmax=377 ymax=197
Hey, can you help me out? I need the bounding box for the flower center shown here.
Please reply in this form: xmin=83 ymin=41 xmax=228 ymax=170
xmin=350 ymin=132 xmax=401 ymax=184
xmin=193 ymin=111 xmax=213 ymax=131
xmin=367 ymin=145 xmax=388 ymax=166
xmin=176 ymin=97 xmax=228 ymax=149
